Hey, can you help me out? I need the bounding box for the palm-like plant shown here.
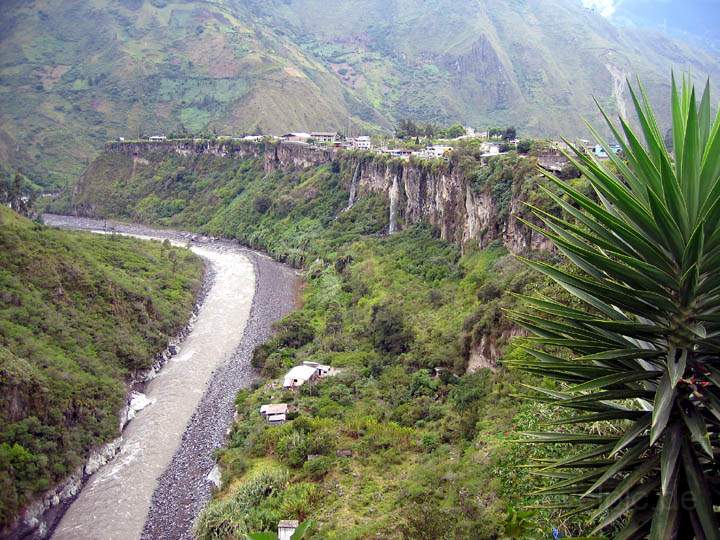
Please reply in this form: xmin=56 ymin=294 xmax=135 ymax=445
xmin=507 ymin=76 xmax=720 ymax=539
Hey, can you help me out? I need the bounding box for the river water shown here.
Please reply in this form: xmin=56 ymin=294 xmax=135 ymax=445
xmin=50 ymin=229 xmax=256 ymax=539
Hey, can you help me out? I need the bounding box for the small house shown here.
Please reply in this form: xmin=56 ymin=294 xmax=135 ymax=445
xmin=260 ymin=403 xmax=289 ymax=424
xmin=480 ymin=142 xmax=500 ymax=157
xmin=352 ymin=136 xmax=372 ymax=150
xmin=302 ymin=361 xmax=332 ymax=377
xmin=311 ymin=131 xmax=337 ymax=144
xmin=427 ymin=145 xmax=454 ymax=158
xmin=385 ymin=148 xmax=412 ymax=160
xmin=149 ymin=135 xmax=167 ymax=142
xmin=278 ymin=520 xmax=299 ymax=540
xmin=283 ymin=364 xmax=319 ymax=389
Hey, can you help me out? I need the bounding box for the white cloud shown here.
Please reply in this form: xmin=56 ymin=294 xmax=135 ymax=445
xmin=581 ymin=0 xmax=620 ymax=17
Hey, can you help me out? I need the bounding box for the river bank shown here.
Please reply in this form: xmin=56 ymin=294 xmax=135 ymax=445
xmin=41 ymin=215 xmax=300 ymax=540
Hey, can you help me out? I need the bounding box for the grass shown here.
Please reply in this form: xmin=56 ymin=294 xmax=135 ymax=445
xmin=0 ymin=207 xmax=202 ymax=527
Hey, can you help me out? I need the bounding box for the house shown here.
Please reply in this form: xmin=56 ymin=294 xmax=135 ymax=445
xmin=352 ymin=136 xmax=373 ymax=150
xmin=149 ymin=135 xmax=167 ymax=142
xmin=425 ymin=145 xmax=454 ymax=159
xmin=281 ymin=132 xmax=312 ymax=143
xmin=311 ymin=131 xmax=337 ymax=144
xmin=260 ymin=403 xmax=289 ymax=424
xmin=384 ymin=148 xmax=412 ymax=160
xmin=302 ymin=361 xmax=332 ymax=377
xmin=283 ymin=364 xmax=320 ymax=389
xmin=118 ymin=137 xmax=125 ymax=142
xmin=278 ymin=520 xmax=299 ymax=540
xmin=242 ymin=135 xmax=264 ymax=142
xmin=590 ymin=144 xmax=609 ymax=159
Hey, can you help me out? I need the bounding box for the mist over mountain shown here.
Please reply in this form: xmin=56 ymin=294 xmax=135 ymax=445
xmin=1 ymin=0 xmax=718 ymax=185
xmin=592 ymin=0 xmax=720 ymax=51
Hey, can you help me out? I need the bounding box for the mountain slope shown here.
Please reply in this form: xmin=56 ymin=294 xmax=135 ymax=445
xmin=0 ymin=207 xmax=202 ymax=530
xmin=0 ymin=0 xmax=386 ymax=185
xmin=1 ymin=0 xmax=718 ymax=186
xmin=258 ymin=0 xmax=720 ymax=135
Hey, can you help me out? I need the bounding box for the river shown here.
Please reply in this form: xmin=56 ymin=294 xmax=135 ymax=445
xmin=43 ymin=215 xmax=298 ymax=540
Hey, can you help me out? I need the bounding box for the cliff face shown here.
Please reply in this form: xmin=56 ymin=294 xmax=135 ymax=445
xmin=75 ymin=140 xmax=551 ymax=254
xmin=343 ymin=156 xmax=552 ymax=253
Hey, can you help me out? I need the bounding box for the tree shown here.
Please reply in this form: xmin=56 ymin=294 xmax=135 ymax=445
xmin=444 ymin=123 xmax=466 ymax=139
xmin=369 ymin=302 xmax=413 ymax=355
xmin=508 ymin=76 xmax=720 ymax=538
xmin=396 ymin=119 xmax=419 ymax=139
xmin=516 ymin=139 xmax=532 ymax=154
xmin=253 ymin=195 xmax=272 ymax=214
xmin=1 ymin=173 xmax=35 ymax=217
xmin=503 ymin=126 xmax=517 ymax=140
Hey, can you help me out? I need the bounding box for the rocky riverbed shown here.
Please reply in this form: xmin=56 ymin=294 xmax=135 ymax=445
xmin=42 ymin=215 xmax=299 ymax=540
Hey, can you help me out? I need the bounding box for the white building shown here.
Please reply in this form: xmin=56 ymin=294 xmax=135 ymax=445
xmin=278 ymin=520 xmax=299 ymax=540
xmin=352 ymin=136 xmax=372 ymax=150
xmin=149 ymin=135 xmax=167 ymax=142
xmin=480 ymin=142 xmax=501 ymax=157
xmin=283 ymin=364 xmax=319 ymax=389
xmin=311 ymin=132 xmax=337 ymax=144
xmin=424 ymin=145 xmax=454 ymax=159
xmin=281 ymin=132 xmax=312 ymax=143
xmin=302 ymin=361 xmax=333 ymax=377
xmin=260 ymin=403 xmax=289 ymax=424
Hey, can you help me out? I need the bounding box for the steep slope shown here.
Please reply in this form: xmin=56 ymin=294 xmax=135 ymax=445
xmin=69 ymin=140 xmax=568 ymax=538
xmin=2 ymin=0 xmax=718 ymax=186
xmin=258 ymin=0 xmax=720 ymax=135
xmin=0 ymin=207 xmax=202 ymax=532
xmin=0 ymin=0 xmax=385 ymax=186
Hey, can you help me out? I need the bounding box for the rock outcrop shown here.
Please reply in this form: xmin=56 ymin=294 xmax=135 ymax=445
xmin=78 ymin=140 xmax=551 ymax=254
xmin=338 ymin=156 xmax=552 ymax=253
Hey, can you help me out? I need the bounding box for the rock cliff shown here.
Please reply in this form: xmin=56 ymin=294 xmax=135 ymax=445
xmin=75 ymin=140 xmax=552 ymax=254
xmin=339 ymin=155 xmax=552 ymax=253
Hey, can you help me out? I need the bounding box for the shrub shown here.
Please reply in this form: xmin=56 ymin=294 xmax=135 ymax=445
xmin=253 ymin=195 xmax=272 ymax=214
xmin=302 ymin=456 xmax=334 ymax=479
xmin=369 ymin=302 xmax=413 ymax=355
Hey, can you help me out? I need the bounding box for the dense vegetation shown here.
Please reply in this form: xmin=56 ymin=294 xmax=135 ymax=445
xmin=194 ymin=226 xmax=565 ymax=539
xmin=63 ymin=141 xmax=588 ymax=535
xmin=0 ymin=207 xmax=202 ymax=527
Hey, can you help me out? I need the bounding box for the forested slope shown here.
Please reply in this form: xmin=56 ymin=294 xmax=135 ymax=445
xmin=0 ymin=207 xmax=202 ymax=529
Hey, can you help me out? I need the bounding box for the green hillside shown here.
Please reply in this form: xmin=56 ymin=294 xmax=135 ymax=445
xmin=0 ymin=0 xmax=386 ymax=186
xmin=64 ymin=141 xmax=585 ymax=536
xmin=262 ymin=0 xmax=720 ymax=135
xmin=0 ymin=207 xmax=202 ymax=527
xmin=1 ymin=0 xmax=719 ymax=187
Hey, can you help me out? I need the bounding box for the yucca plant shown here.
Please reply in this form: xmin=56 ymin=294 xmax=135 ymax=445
xmin=507 ymin=76 xmax=720 ymax=539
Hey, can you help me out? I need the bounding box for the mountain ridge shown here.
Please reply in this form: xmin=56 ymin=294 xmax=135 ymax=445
xmin=1 ymin=0 xmax=718 ymax=186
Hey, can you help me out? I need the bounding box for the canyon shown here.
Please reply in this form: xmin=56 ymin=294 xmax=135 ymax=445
xmin=74 ymin=140 xmax=554 ymax=255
